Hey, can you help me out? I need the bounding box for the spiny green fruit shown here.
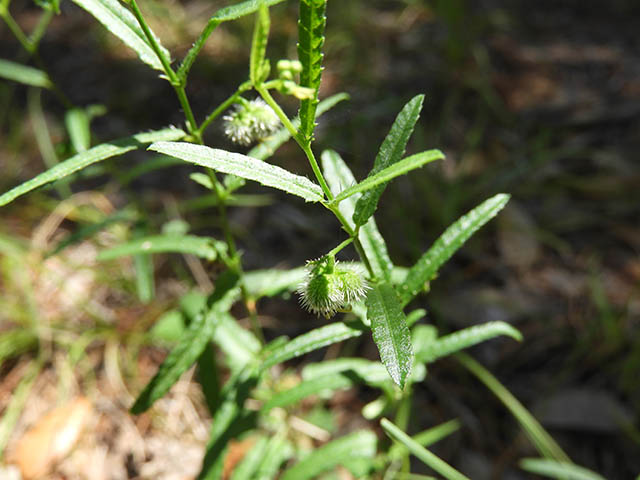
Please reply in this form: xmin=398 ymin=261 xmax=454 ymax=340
xmin=223 ymin=98 xmax=280 ymax=146
xmin=298 ymin=255 xmax=369 ymax=318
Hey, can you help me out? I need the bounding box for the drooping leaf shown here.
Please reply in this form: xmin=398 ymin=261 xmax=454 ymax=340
xmin=249 ymin=93 xmax=348 ymax=161
xmin=260 ymin=321 xmax=366 ymax=371
xmin=0 ymin=59 xmax=52 ymax=88
xmin=297 ymin=0 xmax=327 ymax=142
xmin=381 ymin=418 xmax=470 ymax=480
xmin=416 ymin=321 xmax=522 ymax=364
xmin=353 ymin=95 xmax=424 ymax=226
xmin=249 ymin=4 xmax=270 ymax=85
xmin=98 ymin=234 xmax=225 ymax=261
xmin=70 ymin=0 xmax=170 ymax=71
xmin=0 ymin=128 xmax=185 ymax=207
xmin=398 ymin=193 xmax=510 ymax=305
xmin=322 ymin=149 xmax=394 ymax=281
xmin=280 ymin=430 xmax=377 ymax=480
xmin=148 ymin=142 xmax=324 ymax=202
xmin=332 ymin=149 xmax=444 ymax=205
xmin=130 ymin=271 xmax=240 ymax=414
xmin=366 ymin=282 xmax=413 ymax=388
xmin=519 ymin=458 xmax=606 ymax=480
xmin=65 ymin=108 xmax=91 ymax=153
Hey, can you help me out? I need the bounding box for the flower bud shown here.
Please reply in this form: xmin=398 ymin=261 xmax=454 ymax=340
xmin=223 ymin=98 xmax=280 ymax=146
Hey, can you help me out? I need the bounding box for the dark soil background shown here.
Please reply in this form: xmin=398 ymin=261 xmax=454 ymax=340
xmin=1 ymin=0 xmax=639 ymax=478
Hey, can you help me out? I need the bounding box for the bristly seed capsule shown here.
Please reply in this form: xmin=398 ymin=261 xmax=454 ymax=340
xmin=297 ymin=255 xmax=369 ymax=318
xmin=223 ymin=98 xmax=280 ymax=146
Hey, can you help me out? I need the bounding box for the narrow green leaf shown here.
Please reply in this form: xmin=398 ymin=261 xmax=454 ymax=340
xmin=520 ymin=458 xmax=606 ymax=480
xmin=214 ymin=312 xmax=261 ymax=370
xmin=229 ymin=435 xmax=269 ymax=480
xmin=388 ymin=419 xmax=461 ymax=460
xmin=366 ymin=282 xmax=413 ymax=388
xmin=65 ymin=108 xmax=91 ymax=153
xmin=262 ymin=373 xmax=358 ymax=412
xmin=133 ymin=252 xmax=155 ymax=303
xmin=250 ymin=4 xmax=270 ymax=85
xmin=212 ymin=0 xmax=286 ymax=22
xmin=249 ymin=93 xmax=349 ymax=161
xmin=322 ymin=149 xmax=394 ymax=281
xmin=243 ymin=267 xmax=307 ymax=298
xmin=0 ymin=128 xmax=185 ymax=207
xmin=399 ymin=193 xmax=510 ymax=305
xmin=261 ymin=321 xmax=365 ymax=370
xmin=416 ymin=321 xmax=522 ymax=364
xmin=130 ymin=272 xmax=240 ymax=414
xmin=456 ymin=353 xmax=571 ymax=462
xmin=0 ymin=58 xmax=52 ymax=88
xmin=381 ymin=418 xmax=471 ymax=480
xmin=119 ymin=155 xmax=182 ymax=186
xmin=70 ymin=0 xmax=170 ymax=71
xmin=98 ymin=234 xmax=225 ymax=261
xmin=302 ymin=358 xmax=390 ymax=384
xmin=280 ymin=430 xmax=377 ymax=480
xmin=148 ymin=142 xmax=324 ymax=202
xmin=253 ymin=432 xmax=292 ymax=480
xmin=333 ymin=150 xmax=444 ymax=205
xmin=297 ymin=0 xmax=327 ymax=142
xmin=353 ymin=95 xmax=424 ymax=226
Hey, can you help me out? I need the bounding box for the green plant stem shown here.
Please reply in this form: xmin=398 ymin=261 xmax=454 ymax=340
xmin=129 ymin=0 xmax=200 ymax=140
xmin=395 ymin=387 xmax=413 ymax=473
xmin=0 ymin=7 xmax=33 ymax=53
xmin=177 ymin=19 xmax=220 ymax=82
xmin=197 ymin=81 xmax=252 ymax=136
xmin=328 ymin=237 xmax=353 ymax=257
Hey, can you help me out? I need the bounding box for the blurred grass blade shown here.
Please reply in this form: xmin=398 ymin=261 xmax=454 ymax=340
xmin=0 ymin=127 xmax=185 ymax=207
xmin=0 ymin=58 xmax=52 ymax=88
xmin=381 ymin=418 xmax=470 ymax=480
xmin=399 ymin=193 xmax=510 ymax=305
xmin=280 ymin=430 xmax=377 ymax=480
xmin=134 ymin=252 xmax=154 ymax=303
xmin=302 ymin=358 xmax=390 ymax=383
xmin=260 ymin=321 xmax=365 ymax=370
xmin=243 ymin=267 xmax=307 ymax=298
xmin=130 ymin=271 xmax=240 ymax=414
xmin=249 ymin=4 xmax=269 ymax=85
xmin=249 ymin=93 xmax=348 ymax=161
xmin=353 ymin=95 xmax=424 ymax=226
xmin=322 ymin=149 xmax=394 ymax=281
xmin=198 ymin=368 xmax=259 ymax=480
xmin=253 ymin=431 xmax=292 ymax=480
xmin=520 ymin=458 xmax=606 ymax=480
xmin=297 ymin=0 xmax=327 ymax=142
xmin=98 ymin=234 xmax=225 ymax=261
xmin=215 ymin=312 xmax=261 ymax=370
xmin=149 ymin=142 xmax=324 ymax=202
xmin=389 ymin=419 xmax=462 ymax=460
xmin=455 ymin=353 xmax=571 ymax=462
xmin=229 ymin=435 xmax=269 ymax=480
xmin=366 ymin=282 xmax=413 ymax=388
xmin=119 ymin=155 xmax=182 ymax=185
xmin=65 ymin=108 xmax=91 ymax=153
xmin=332 ymin=150 xmax=444 ymax=205
xmin=416 ymin=321 xmax=522 ymax=364
xmin=70 ymin=0 xmax=170 ymax=71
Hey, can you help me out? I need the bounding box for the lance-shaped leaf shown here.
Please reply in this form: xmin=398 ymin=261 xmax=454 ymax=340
xmin=243 ymin=267 xmax=307 ymax=298
xmin=65 ymin=108 xmax=91 ymax=153
xmin=130 ymin=271 xmax=240 ymax=414
xmin=519 ymin=458 xmax=606 ymax=480
xmin=297 ymin=0 xmax=327 ymax=142
xmin=260 ymin=322 xmax=365 ymax=371
xmin=249 ymin=4 xmax=270 ymax=85
xmin=249 ymin=93 xmax=348 ymax=161
xmin=178 ymin=0 xmax=287 ymax=80
xmin=280 ymin=430 xmax=377 ymax=480
xmin=148 ymin=142 xmax=324 ymax=202
xmin=70 ymin=0 xmax=170 ymax=71
xmin=0 ymin=128 xmax=185 ymax=207
xmin=381 ymin=418 xmax=471 ymax=480
xmin=0 ymin=59 xmax=52 ymax=88
xmin=398 ymin=193 xmax=510 ymax=305
xmin=366 ymin=282 xmax=413 ymax=388
xmin=353 ymin=95 xmax=424 ymax=226
xmin=331 ymin=149 xmax=444 ymax=205
xmin=322 ymin=149 xmax=394 ymax=281
xmin=415 ymin=321 xmax=522 ymax=364
xmin=97 ymin=234 xmax=226 ymax=261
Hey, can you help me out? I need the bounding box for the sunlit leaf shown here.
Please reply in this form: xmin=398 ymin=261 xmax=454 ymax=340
xmin=0 ymin=59 xmax=52 ymax=88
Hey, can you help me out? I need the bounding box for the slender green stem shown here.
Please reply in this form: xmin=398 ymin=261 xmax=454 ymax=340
xmin=0 ymin=8 xmax=33 ymax=53
xmin=197 ymin=81 xmax=251 ymax=136
xmin=328 ymin=237 xmax=353 ymax=257
xmin=29 ymin=8 xmax=53 ymax=48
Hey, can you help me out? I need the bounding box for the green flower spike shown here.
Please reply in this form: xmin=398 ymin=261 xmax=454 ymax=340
xmin=298 ymin=255 xmax=369 ymax=318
